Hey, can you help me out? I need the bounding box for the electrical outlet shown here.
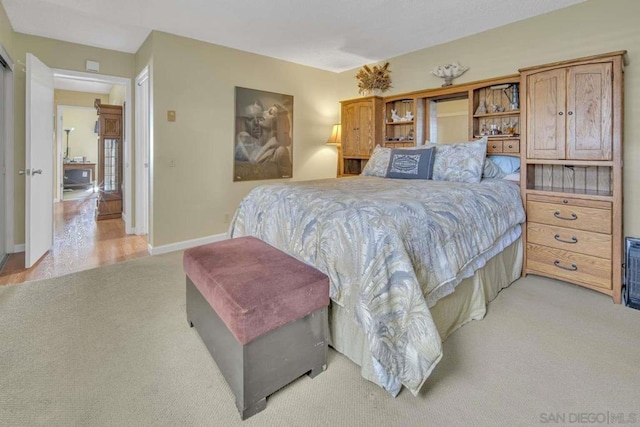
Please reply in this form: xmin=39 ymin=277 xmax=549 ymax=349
xmin=169 ymin=160 xmax=176 ymax=167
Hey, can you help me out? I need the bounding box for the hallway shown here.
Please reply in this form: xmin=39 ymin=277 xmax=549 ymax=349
xmin=0 ymin=198 xmax=148 ymax=285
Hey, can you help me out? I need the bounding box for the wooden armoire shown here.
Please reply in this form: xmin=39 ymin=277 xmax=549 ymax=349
xmin=519 ymin=51 xmax=626 ymax=303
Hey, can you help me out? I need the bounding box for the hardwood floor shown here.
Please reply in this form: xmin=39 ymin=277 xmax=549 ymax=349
xmin=0 ymin=197 xmax=148 ymax=285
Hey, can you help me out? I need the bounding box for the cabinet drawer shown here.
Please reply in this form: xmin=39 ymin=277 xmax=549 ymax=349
xmin=487 ymin=140 xmax=503 ymax=153
xmin=527 ymin=243 xmax=612 ymax=290
xmin=527 ymin=194 xmax=611 ymax=210
xmin=526 ymin=201 xmax=611 ymax=234
xmin=527 ymin=222 xmax=611 ymax=259
xmin=502 ymin=140 xmax=520 ymax=153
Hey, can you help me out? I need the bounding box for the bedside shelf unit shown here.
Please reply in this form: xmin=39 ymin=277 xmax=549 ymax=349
xmin=383 ymin=97 xmax=425 ymax=147
xmin=469 ymin=76 xmax=521 ymax=157
xmin=520 ymin=51 xmax=625 ymax=303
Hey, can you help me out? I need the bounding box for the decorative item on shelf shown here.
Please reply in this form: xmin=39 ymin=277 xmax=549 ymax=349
xmin=489 ymin=124 xmax=501 ymax=135
xmin=63 ymin=127 xmax=75 ymax=161
xmin=490 ymin=83 xmax=520 ymax=110
xmin=431 ymin=62 xmax=469 ymax=87
xmin=480 ymin=122 xmax=488 ymax=136
xmin=506 ymin=84 xmax=520 ymax=110
xmin=502 ymin=122 xmax=519 ymax=136
xmin=407 ymin=129 xmax=414 ymax=140
xmin=355 ymin=62 xmax=392 ymax=95
xmin=474 ymin=100 xmax=487 ymax=115
xmin=403 ymin=111 xmax=413 ymax=121
xmin=391 ymin=109 xmax=402 ymax=122
xmin=490 ymin=104 xmax=505 ymax=113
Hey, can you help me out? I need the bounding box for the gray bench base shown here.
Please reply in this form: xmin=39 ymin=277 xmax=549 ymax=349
xmin=186 ymin=277 xmax=328 ymax=420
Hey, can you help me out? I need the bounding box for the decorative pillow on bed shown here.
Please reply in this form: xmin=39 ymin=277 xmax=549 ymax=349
xmin=488 ymin=155 xmax=520 ymax=174
xmin=385 ymin=147 xmax=436 ymax=179
xmin=361 ymin=145 xmax=432 ymax=177
xmin=361 ymin=145 xmax=391 ymax=177
xmin=431 ymin=137 xmax=488 ymax=183
xmin=482 ymin=157 xmax=506 ymax=179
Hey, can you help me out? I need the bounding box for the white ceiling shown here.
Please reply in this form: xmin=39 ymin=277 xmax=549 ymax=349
xmin=2 ymin=0 xmax=585 ymax=73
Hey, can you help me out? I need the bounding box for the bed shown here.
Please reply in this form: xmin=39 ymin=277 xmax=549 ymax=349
xmin=229 ymin=169 xmax=525 ymax=396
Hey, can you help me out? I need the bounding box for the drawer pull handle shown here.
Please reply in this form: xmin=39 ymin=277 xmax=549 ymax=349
xmin=554 ymin=260 xmax=578 ymax=271
xmin=554 ymin=234 xmax=578 ymax=244
xmin=554 ymin=211 xmax=577 ymax=221
xmin=562 ymin=199 xmax=569 ymax=204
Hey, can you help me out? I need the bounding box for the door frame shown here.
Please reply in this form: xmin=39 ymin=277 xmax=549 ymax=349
xmin=0 ymin=43 xmax=15 ymax=253
xmin=134 ymin=66 xmax=150 ymax=236
xmin=52 ymin=68 xmax=133 ymax=233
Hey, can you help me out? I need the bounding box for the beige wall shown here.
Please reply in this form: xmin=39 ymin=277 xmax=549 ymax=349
xmin=0 ymin=1 xmax=13 ymax=58
xmin=61 ymin=109 xmax=98 ymax=163
xmin=145 ymin=31 xmax=340 ymax=247
xmin=109 ymin=85 xmax=126 ymax=105
xmin=55 ymin=90 xmax=108 ymax=108
xmin=336 ymin=0 xmax=640 ymax=237
xmin=11 ymin=33 xmax=135 ymax=244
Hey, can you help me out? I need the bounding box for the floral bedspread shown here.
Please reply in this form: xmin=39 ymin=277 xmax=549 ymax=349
xmin=229 ymin=176 xmax=525 ymax=395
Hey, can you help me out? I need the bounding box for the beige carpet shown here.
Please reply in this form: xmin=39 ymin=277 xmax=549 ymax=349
xmin=1 ymin=252 xmax=638 ymax=427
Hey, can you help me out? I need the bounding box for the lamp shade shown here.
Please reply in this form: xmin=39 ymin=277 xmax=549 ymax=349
xmin=326 ymin=124 xmax=341 ymax=145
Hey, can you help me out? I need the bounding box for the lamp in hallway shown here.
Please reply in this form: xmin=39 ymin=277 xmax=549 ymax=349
xmin=326 ymin=124 xmax=342 ymax=177
xmin=64 ymin=128 xmax=75 ymax=160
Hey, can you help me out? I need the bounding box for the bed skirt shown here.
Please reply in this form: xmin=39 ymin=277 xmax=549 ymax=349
xmin=328 ymin=236 xmax=523 ymax=392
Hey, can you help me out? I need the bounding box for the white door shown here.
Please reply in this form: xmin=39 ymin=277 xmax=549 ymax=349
xmin=24 ymin=53 xmax=54 ymax=268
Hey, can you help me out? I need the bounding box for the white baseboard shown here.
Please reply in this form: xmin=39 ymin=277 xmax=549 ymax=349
xmin=148 ymin=233 xmax=228 ymax=256
xmin=13 ymin=243 xmax=25 ymax=253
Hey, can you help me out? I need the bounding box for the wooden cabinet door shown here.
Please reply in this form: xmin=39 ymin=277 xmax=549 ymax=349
xmin=342 ymin=101 xmax=374 ymax=157
xmin=526 ymin=68 xmax=566 ymax=159
xmin=566 ymin=63 xmax=613 ymax=160
xmin=341 ymin=103 xmax=358 ymax=157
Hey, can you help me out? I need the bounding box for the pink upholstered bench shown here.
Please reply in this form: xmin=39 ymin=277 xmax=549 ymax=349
xmin=183 ymin=236 xmax=329 ymax=420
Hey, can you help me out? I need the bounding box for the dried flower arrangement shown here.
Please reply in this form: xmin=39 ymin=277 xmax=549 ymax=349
xmin=355 ymin=62 xmax=392 ymax=95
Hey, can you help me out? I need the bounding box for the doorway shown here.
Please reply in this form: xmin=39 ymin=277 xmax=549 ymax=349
xmin=0 ymin=59 xmax=148 ymax=285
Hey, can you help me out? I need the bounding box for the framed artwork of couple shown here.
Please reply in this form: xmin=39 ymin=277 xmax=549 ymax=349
xmin=234 ymin=87 xmax=293 ymax=181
